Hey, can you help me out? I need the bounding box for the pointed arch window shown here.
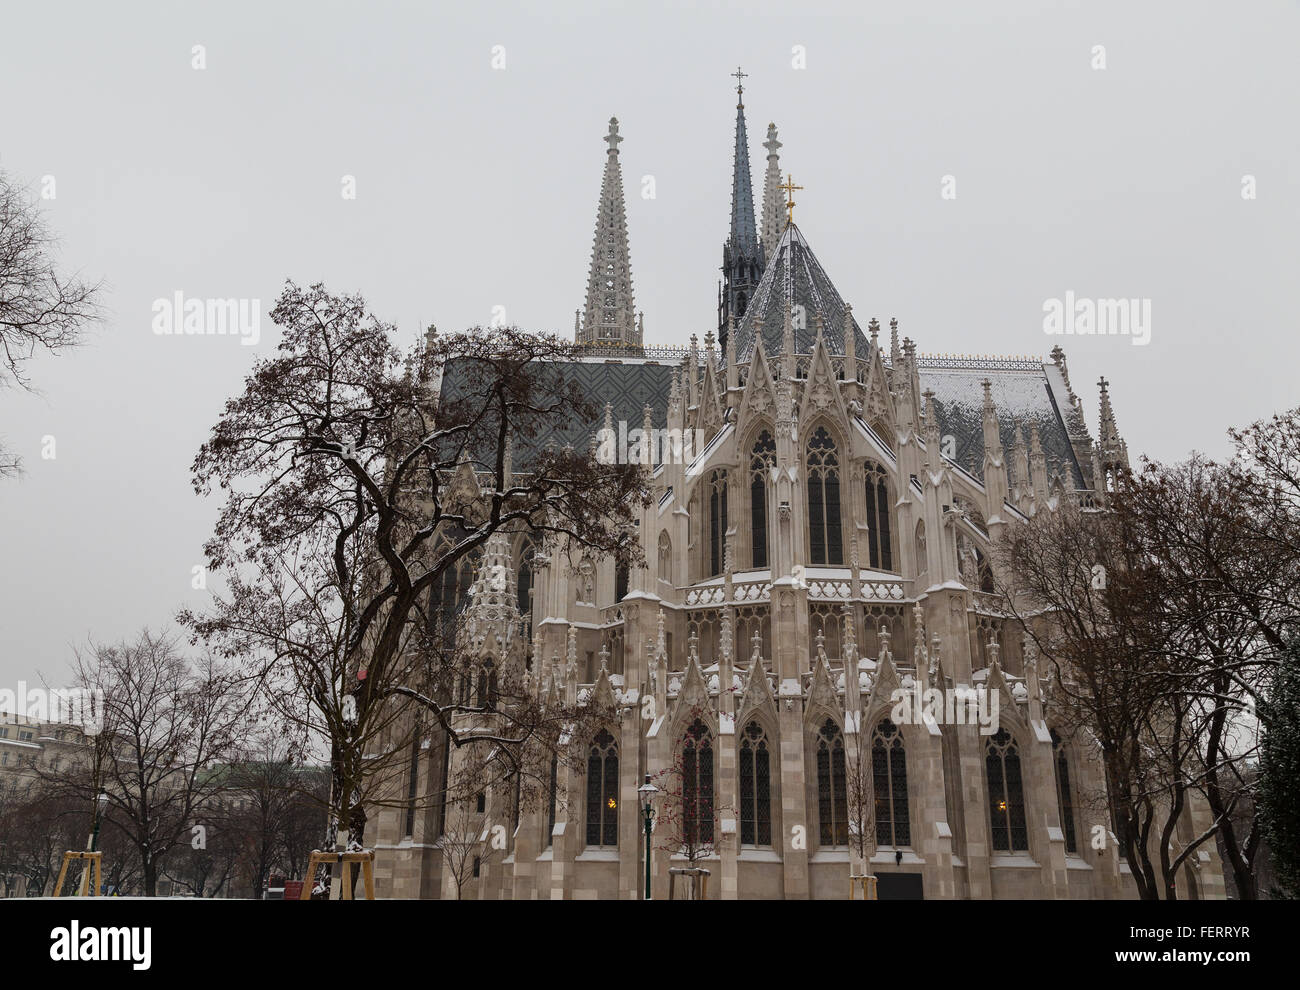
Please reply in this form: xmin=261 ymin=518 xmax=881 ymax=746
xmin=986 ymin=729 xmax=1028 ymax=851
xmin=749 ymin=431 xmax=776 ymax=569
xmin=586 ymin=728 xmax=619 ymax=847
xmin=708 ymin=470 xmax=729 ymax=576
xmin=404 ymin=730 xmax=421 ymax=838
xmin=863 ymin=461 xmax=894 ymax=571
xmin=816 ymin=718 xmax=848 ymax=845
xmin=871 ymin=718 xmax=910 ymax=847
xmin=739 ymin=721 xmax=773 ymax=846
xmin=516 ymin=538 xmax=534 ymax=618
xmin=436 ymin=736 xmax=451 ymax=837
xmin=546 ymin=753 xmax=558 ymax=847
xmin=476 ymin=659 xmax=498 ymax=709
xmin=681 ymin=719 xmax=715 ymax=846
xmin=806 ymin=427 xmax=843 ymax=565
xmin=1052 ymin=729 xmax=1078 ymax=854
xmin=914 ymin=519 xmax=927 ymax=576
xmin=615 ymin=561 xmax=629 ymax=603
xmin=657 ymin=531 xmax=673 ymax=586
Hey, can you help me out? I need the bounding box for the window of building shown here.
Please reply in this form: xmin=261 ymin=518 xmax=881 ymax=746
xmin=476 ymin=660 xmax=498 ymax=709
xmin=708 ymin=470 xmax=729 ymax=576
xmin=871 ymin=718 xmax=910 ymax=847
xmin=863 ymin=461 xmax=893 ymax=571
xmin=806 ymin=427 xmax=843 ymax=565
xmin=749 ymin=430 xmax=776 ymax=568
xmin=404 ymin=732 xmax=421 ymax=838
xmin=739 ymin=721 xmax=772 ymax=846
xmin=1052 ymin=729 xmax=1078 ymax=854
xmin=657 ymin=531 xmax=673 ymax=586
xmin=436 ymin=739 xmax=451 ymax=837
xmin=986 ymin=729 xmax=1028 ymax=851
xmin=681 ymin=719 xmax=715 ymax=846
xmin=547 ymin=754 xmax=558 ymax=847
xmin=816 ymin=718 xmax=848 ymax=845
xmin=586 ymin=728 xmax=619 ymax=847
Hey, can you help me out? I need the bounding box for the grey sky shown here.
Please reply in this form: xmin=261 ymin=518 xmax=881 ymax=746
xmin=1 ymin=0 xmax=1296 ymax=688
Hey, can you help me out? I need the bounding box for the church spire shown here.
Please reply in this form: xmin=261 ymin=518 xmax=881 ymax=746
xmin=1095 ymin=375 xmax=1130 ymax=483
xmin=719 ymin=68 xmax=762 ymax=357
xmin=760 ymin=122 xmax=784 ymax=265
xmin=579 ymin=117 xmax=639 ymax=348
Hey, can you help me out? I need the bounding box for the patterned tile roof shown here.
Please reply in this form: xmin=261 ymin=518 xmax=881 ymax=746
xmin=438 ymin=356 xmax=675 ymax=470
xmin=732 ymin=223 xmax=872 ymax=363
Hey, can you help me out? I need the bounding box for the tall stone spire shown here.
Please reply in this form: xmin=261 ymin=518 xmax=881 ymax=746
xmin=579 ymin=117 xmax=640 ymax=348
xmin=719 ymin=68 xmax=762 ymax=357
xmin=1095 ymin=376 xmax=1130 ymax=480
xmin=759 ymin=122 xmax=784 ymax=265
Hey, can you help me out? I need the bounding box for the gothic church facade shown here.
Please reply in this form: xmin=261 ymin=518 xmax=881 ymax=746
xmin=372 ymin=79 xmax=1226 ymax=900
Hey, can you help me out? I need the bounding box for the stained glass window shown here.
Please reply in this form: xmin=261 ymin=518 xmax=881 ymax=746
xmin=586 ymin=728 xmax=619 ymax=847
xmin=816 ymin=718 xmax=848 ymax=845
xmin=987 ymin=729 xmax=1028 ymax=851
xmin=739 ymin=721 xmax=772 ymax=845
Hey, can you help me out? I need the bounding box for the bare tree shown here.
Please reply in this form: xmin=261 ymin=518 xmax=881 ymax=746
xmin=0 ymin=170 xmax=102 ymax=476
xmin=46 ymin=630 xmax=246 ymax=896
xmin=182 ymin=280 xmax=647 ymax=892
xmin=437 ymin=799 xmax=498 ymax=900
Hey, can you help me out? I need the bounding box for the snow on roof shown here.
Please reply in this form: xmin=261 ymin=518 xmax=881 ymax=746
xmin=921 ymin=360 xmax=1086 ymax=488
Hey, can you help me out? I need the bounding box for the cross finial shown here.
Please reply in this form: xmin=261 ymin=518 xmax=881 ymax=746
xmin=732 ymin=65 xmax=748 ymax=99
xmin=604 ymin=117 xmax=623 ymax=154
xmin=1098 ymin=376 xmax=1109 ymax=393
xmin=778 ymin=173 xmax=803 ymax=225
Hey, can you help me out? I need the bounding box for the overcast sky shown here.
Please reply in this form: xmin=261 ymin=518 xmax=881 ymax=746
xmin=1 ymin=0 xmax=1296 ymax=690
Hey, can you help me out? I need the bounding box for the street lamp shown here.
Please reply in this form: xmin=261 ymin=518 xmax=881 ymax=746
xmin=90 ymin=791 xmax=108 ymax=852
xmin=637 ymin=774 xmax=660 ymax=901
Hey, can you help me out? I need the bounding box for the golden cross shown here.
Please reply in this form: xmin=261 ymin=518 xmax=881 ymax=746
xmin=732 ymin=66 xmax=748 ymax=96
xmin=778 ymin=173 xmax=803 ymax=224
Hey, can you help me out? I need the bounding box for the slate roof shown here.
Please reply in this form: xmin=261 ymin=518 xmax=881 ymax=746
xmin=731 ymin=222 xmax=872 ymax=363
xmin=438 ymin=356 xmax=675 ymax=470
xmin=920 ymin=358 xmax=1087 ymax=489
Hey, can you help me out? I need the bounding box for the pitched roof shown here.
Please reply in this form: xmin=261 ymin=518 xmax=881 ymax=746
xmin=919 ymin=358 xmax=1087 ymax=489
xmin=438 ymin=355 xmax=674 ymax=470
xmin=732 ymin=223 xmax=872 ymax=362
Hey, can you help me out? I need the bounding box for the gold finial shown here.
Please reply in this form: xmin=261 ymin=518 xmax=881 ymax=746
xmin=778 ymin=173 xmax=803 ymax=225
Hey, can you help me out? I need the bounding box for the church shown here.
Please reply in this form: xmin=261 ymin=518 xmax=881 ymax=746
xmin=371 ymin=74 xmax=1226 ymax=900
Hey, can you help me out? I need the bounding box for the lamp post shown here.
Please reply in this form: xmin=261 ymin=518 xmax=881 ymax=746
xmin=78 ymin=790 xmax=108 ymax=896
xmin=90 ymin=791 xmax=108 ymax=853
xmin=637 ymin=774 xmax=660 ymax=901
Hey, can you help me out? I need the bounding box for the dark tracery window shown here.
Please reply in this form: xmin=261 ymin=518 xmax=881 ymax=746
xmin=1052 ymin=729 xmax=1078 ymax=854
xmin=709 ymin=470 xmax=729 ymax=576
xmin=749 ymin=431 xmax=776 ymax=569
xmin=806 ymin=427 xmax=843 ymax=565
xmin=739 ymin=721 xmax=773 ymax=845
xmin=987 ymin=729 xmax=1028 ymax=851
xmin=864 ymin=461 xmax=893 ymax=571
xmin=871 ymin=718 xmax=910 ymax=847
xmin=816 ymin=718 xmax=848 ymax=845
xmin=682 ymin=719 xmax=715 ymax=847
xmin=586 ymin=728 xmax=619 ymax=847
